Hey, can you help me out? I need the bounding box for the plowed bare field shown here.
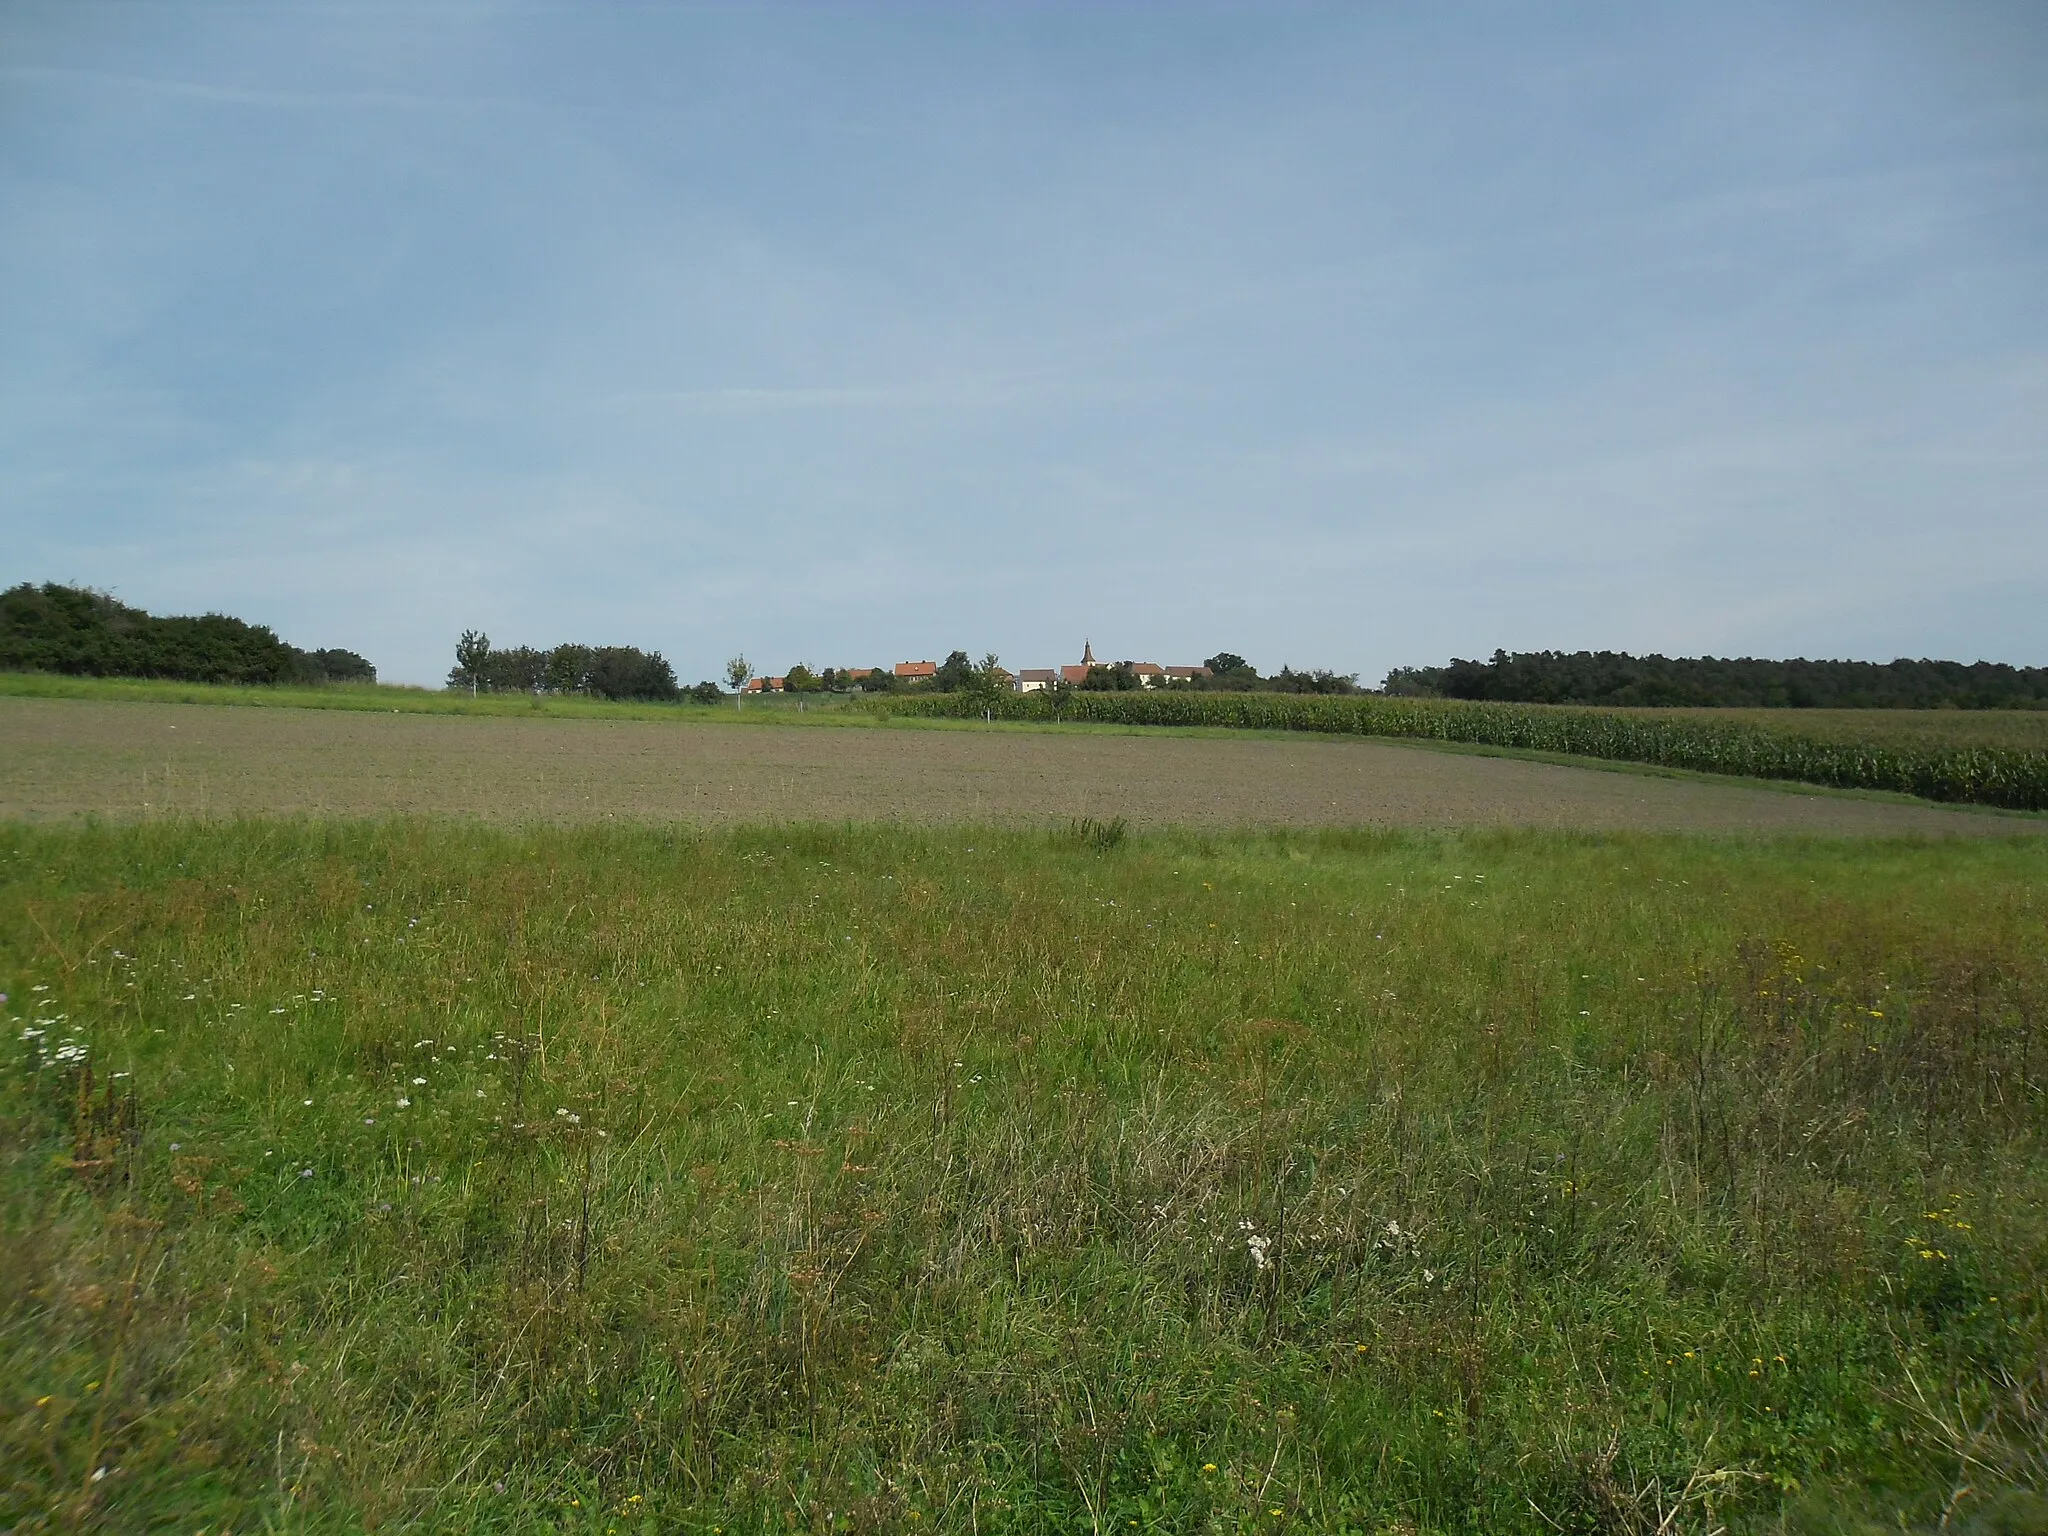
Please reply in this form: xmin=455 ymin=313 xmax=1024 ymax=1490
xmin=1 ymin=696 xmax=2036 ymax=835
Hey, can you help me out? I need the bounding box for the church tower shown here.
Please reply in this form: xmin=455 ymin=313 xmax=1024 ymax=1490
xmin=1081 ymin=639 xmax=1096 ymax=667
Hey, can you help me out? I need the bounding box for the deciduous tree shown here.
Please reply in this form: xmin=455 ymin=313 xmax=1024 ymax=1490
xmin=452 ymin=630 xmax=491 ymax=696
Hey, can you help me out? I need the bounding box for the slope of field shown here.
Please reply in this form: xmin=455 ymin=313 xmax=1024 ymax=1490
xmin=0 ymin=696 xmax=2038 ymax=835
xmin=874 ymin=692 xmax=2048 ymax=811
xmin=4 ymin=822 xmax=2044 ymax=1532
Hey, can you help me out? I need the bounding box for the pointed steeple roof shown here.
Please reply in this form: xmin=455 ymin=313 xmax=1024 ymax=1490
xmin=1081 ymin=639 xmax=1096 ymax=666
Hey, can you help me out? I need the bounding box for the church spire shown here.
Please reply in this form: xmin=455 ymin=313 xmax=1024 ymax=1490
xmin=1081 ymin=639 xmax=1096 ymax=666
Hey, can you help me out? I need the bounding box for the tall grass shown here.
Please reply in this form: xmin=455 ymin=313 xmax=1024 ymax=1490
xmin=3 ymin=822 xmax=2045 ymax=1532
xmin=869 ymin=693 xmax=2048 ymax=812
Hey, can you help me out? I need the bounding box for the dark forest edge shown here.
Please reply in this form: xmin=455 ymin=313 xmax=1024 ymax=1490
xmin=1 ymin=583 xmax=374 ymax=688
xmin=1388 ymin=649 xmax=2048 ymax=710
xmin=870 ymin=691 xmax=2048 ymax=812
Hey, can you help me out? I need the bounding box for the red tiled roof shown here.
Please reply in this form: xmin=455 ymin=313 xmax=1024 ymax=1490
xmin=894 ymin=660 xmax=938 ymax=678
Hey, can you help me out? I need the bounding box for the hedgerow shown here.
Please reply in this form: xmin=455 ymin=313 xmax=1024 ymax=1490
xmin=868 ymin=691 xmax=2048 ymax=811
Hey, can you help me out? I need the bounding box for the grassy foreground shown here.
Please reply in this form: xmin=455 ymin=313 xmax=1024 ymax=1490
xmin=4 ymin=822 xmax=2046 ymax=1534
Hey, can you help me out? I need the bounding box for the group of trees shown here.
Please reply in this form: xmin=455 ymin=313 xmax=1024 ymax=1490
xmin=0 ymin=582 xmax=374 ymax=686
xmin=770 ymin=664 xmax=906 ymax=695
xmin=1384 ymin=650 xmax=2048 ymax=709
xmin=722 ymin=649 xmax=1365 ymax=699
xmin=1134 ymin=653 xmax=1359 ymax=695
xmin=731 ymin=651 xmax=996 ymax=697
xmin=713 ymin=648 xmax=1366 ymax=700
xmin=798 ymin=648 xmax=1365 ymax=696
xmin=450 ymin=632 xmax=714 ymax=703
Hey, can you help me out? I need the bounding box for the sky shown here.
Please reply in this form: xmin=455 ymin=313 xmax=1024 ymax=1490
xmin=3 ymin=2 xmax=2045 ymax=687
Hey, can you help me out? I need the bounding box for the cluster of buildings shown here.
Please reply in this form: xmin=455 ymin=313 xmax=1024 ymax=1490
xmin=743 ymin=643 xmax=1210 ymax=694
xmin=1009 ymin=641 xmax=1211 ymax=692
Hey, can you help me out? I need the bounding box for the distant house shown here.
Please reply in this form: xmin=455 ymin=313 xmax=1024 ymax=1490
xmin=1014 ymin=668 xmax=1059 ymax=693
xmin=894 ymin=660 xmax=938 ymax=682
xmin=744 ymin=676 xmax=787 ymax=693
xmin=1162 ymin=665 xmax=1213 ymax=683
xmin=1128 ymin=662 xmax=1165 ymax=685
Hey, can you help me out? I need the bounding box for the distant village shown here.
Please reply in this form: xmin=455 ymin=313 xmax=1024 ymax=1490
xmin=743 ymin=641 xmax=1214 ymax=694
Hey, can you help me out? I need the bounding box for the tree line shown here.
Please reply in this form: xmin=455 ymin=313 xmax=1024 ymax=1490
xmin=1383 ymin=650 xmax=2048 ymax=709
xmin=449 ymin=631 xmax=720 ymax=703
xmin=1173 ymin=653 xmax=1361 ymax=694
xmin=723 ymin=652 xmax=1016 ymax=700
xmin=732 ymin=650 xmax=1363 ymax=696
xmin=0 ymin=582 xmax=374 ymax=686
xmin=1052 ymin=652 xmax=1362 ymax=693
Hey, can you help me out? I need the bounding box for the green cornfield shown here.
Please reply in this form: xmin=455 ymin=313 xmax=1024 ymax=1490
xmin=870 ymin=693 xmax=2048 ymax=812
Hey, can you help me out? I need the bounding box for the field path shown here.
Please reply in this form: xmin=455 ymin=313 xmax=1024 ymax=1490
xmin=0 ymin=696 xmax=2035 ymax=834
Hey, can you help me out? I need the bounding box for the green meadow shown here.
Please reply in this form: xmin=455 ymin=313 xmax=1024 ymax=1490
xmin=0 ymin=672 xmax=816 ymax=725
xmin=4 ymin=821 xmax=2046 ymax=1533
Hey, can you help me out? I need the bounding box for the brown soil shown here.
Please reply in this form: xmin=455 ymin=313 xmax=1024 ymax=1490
xmin=0 ymin=697 xmax=2036 ymax=835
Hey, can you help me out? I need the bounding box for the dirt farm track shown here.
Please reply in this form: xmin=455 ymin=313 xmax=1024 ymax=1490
xmin=2 ymin=696 xmax=2040 ymax=836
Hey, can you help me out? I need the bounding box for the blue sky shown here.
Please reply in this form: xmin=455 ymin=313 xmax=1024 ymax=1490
xmin=3 ymin=3 xmax=2044 ymax=686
